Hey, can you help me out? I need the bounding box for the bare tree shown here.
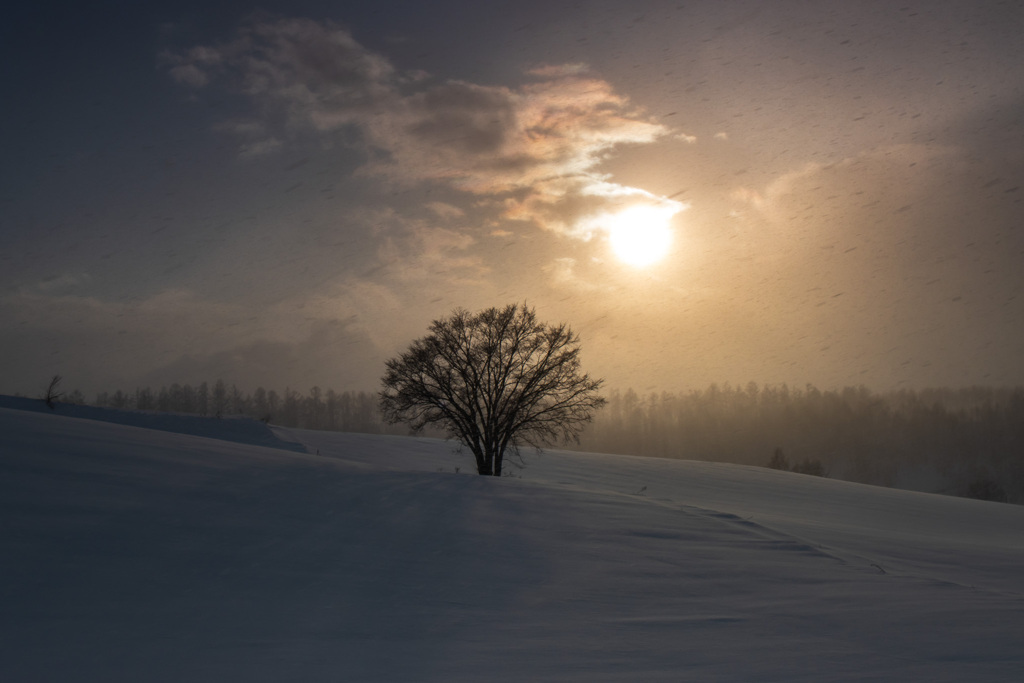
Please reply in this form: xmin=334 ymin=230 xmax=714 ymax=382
xmin=380 ymin=303 xmax=605 ymax=476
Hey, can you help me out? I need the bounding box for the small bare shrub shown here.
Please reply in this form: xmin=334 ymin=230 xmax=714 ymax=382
xmin=43 ymin=375 xmax=64 ymax=410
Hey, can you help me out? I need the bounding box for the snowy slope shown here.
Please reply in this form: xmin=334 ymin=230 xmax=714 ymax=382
xmin=2 ymin=405 xmax=1023 ymax=682
xmin=0 ymin=395 xmax=307 ymax=452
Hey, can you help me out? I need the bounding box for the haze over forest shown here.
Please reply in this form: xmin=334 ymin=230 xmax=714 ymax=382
xmin=3 ymin=1 xmax=1024 ymax=398
xmin=26 ymin=377 xmax=1015 ymax=504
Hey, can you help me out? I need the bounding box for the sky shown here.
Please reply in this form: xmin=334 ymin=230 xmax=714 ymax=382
xmin=3 ymin=0 xmax=1023 ymax=398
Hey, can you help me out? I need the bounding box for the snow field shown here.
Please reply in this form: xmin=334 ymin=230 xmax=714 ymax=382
xmin=2 ymin=405 xmax=1023 ymax=681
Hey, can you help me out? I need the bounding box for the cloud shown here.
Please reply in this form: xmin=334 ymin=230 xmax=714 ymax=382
xmin=355 ymin=68 xmax=673 ymax=205
xmin=403 ymin=81 xmax=518 ymax=157
xmin=425 ymin=202 xmax=465 ymax=220
xmin=239 ymin=137 xmax=284 ymax=157
xmin=371 ymin=209 xmax=487 ymax=289
xmin=164 ymin=45 xmax=223 ymax=86
xmin=167 ymin=63 xmax=210 ymax=87
xmin=164 ymin=16 xmax=397 ymax=142
xmin=543 ymin=257 xmax=608 ymax=293
xmin=526 ymin=63 xmax=589 ymax=78
xmin=504 ymin=177 xmax=687 ymax=242
xmin=166 ymin=16 xmax=687 ymax=240
xmin=31 ymin=272 xmax=93 ymax=293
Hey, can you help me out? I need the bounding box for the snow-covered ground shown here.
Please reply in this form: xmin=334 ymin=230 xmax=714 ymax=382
xmin=0 ymin=395 xmax=306 ymax=452
xmin=2 ymin=402 xmax=1023 ymax=681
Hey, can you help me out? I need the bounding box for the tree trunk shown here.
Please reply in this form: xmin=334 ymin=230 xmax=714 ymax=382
xmin=489 ymin=436 xmax=506 ymax=477
xmin=471 ymin=444 xmax=490 ymax=475
xmin=480 ymin=444 xmax=497 ymax=476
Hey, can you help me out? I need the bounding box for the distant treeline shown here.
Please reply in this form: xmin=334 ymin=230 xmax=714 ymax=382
xmin=579 ymin=383 xmax=1024 ymax=503
xmin=79 ymin=380 xmax=1023 ymax=503
xmin=92 ymin=381 xmax=401 ymax=435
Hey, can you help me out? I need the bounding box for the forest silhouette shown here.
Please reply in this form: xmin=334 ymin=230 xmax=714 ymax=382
xmin=76 ymin=380 xmax=1023 ymax=503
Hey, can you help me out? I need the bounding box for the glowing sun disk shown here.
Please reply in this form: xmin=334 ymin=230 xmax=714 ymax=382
xmin=606 ymin=205 xmax=675 ymax=267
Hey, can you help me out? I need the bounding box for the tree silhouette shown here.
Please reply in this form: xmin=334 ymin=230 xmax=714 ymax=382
xmin=380 ymin=303 xmax=605 ymax=476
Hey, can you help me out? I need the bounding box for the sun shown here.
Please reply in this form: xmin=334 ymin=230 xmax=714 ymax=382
xmin=605 ymin=204 xmax=675 ymax=267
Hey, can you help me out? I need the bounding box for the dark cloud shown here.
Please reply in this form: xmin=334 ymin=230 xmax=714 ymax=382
xmin=405 ymin=81 xmax=517 ymax=155
xmin=164 ymin=17 xmax=397 ymax=137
